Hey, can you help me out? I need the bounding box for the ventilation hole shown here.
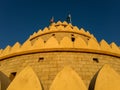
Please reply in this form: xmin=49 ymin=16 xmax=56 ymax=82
xmin=44 ymin=41 xmax=46 ymax=43
xmin=9 ymin=72 xmax=17 ymax=81
xmin=52 ymin=34 xmax=55 ymax=36
xmin=71 ymin=37 xmax=75 ymax=42
xmin=11 ymin=72 xmax=16 ymax=76
xmin=71 ymin=34 xmax=74 ymax=36
xmin=93 ymin=58 xmax=99 ymax=63
xmin=38 ymin=57 xmax=44 ymax=62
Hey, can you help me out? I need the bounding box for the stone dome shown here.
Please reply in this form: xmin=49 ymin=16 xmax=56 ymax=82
xmin=0 ymin=21 xmax=120 ymax=90
xmin=0 ymin=21 xmax=120 ymax=60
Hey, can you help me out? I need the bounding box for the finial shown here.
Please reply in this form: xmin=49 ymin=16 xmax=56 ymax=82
xmin=50 ymin=16 xmax=54 ymax=25
xmin=66 ymin=14 xmax=72 ymax=24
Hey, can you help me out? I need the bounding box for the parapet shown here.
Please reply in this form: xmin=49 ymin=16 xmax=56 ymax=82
xmin=0 ymin=21 xmax=120 ymax=60
xmin=29 ymin=21 xmax=94 ymax=41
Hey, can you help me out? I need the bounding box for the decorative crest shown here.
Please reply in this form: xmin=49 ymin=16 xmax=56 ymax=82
xmin=66 ymin=14 xmax=72 ymax=24
xmin=50 ymin=16 xmax=54 ymax=25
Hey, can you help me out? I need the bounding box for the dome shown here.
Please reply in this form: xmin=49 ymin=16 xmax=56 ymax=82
xmin=0 ymin=21 xmax=120 ymax=90
xmin=0 ymin=21 xmax=120 ymax=60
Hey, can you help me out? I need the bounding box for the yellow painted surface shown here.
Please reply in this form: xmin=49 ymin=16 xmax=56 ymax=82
xmin=50 ymin=66 xmax=87 ymax=90
xmin=11 ymin=42 xmax=21 ymax=53
xmin=33 ymin=32 xmax=37 ymax=36
xmin=62 ymin=21 xmax=68 ymax=25
xmin=86 ymin=31 xmax=91 ymax=36
xmin=56 ymin=21 xmax=62 ymax=25
xmin=37 ymin=30 xmax=43 ymax=35
xmin=7 ymin=66 xmax=42 ymax=90
xmin=73 ymin=26 xmax=79 ymax=32
xmin=100 ymin=39 xmax=112 ymax=51
xmin=0 ymin=49 xmax=3 ymax=55
xmin=110 ymin=42 xmax=120 ymax=53
xmin=88 ymin=38 xmax=100 ymax=50
xmin=79 ymin=28 xmax=86 ymax=33
xmin=20 ymin=40 xmax=32 ymax=51
xmin=43 ymin=27 xmax=49 ymax=32
xmin=45 ymin=37 xmax=59 ymax=48
xmin=94 ymin=64 xmax=120 ymax=90
xmin=32 ymin=37 xmax=44 ymax=49
xmin=49 ymin=26 xmax=57 ymax=31
xmin=0 ymin=21 xmax=120 ymax=90
xmin=60 ymin=37 xmax=73 ymax=48
xmin=57 ymin=25 xmax=64 ymax=31
xmin=74 ymin=37 xmax=87 ymax=48
xmin=0 ymin=21 xmax=119 ymax=90
xmin=50 ymin=22 xmax=56 ymax=26
xmin=0 ymin=20 xmax=120 ymax=58
xmin=64 ymin=25 xmax=73 ymax=31
xmin=1 ymin=45 xmax=11 ymax=56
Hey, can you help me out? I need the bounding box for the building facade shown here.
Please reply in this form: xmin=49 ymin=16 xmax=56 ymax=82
xmin=0 ymin=21 xmax=120 ymax=90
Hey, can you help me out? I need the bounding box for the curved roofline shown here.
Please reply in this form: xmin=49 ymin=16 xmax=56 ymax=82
xmin=29 ymin=30 xmax=92 ymax=41
xmin=0 ymin=48 xmax=120 ymax=61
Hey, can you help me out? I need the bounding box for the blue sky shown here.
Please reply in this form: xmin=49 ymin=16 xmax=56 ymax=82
xmin=0 ymin=0 xmax=120 ymax=48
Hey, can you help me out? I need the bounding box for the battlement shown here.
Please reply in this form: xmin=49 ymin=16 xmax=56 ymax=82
xmin=0 ymin=21 xmax=120 ymax=90
xmin=29 ymin=21 xmax=94 ymax=41
xmin=0 ymin=36 xmax=120 ymax=60
xmin=0 ymin=21 xmax=120 ymax=60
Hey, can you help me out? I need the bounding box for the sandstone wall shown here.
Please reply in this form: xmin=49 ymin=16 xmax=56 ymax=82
xmin=30 ymin=31 xmax=91 ymax=45
xmin=0 ymin=52 xmax=120 ymax=90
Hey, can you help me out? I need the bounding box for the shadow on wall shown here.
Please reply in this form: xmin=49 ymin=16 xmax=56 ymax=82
xmin=0 ymin=64 xmax=120 ymax=90
xmin=0 ymin=71 xmax=11 ymax=90
xmin=89 ymin=71 xmax=99 ymax=90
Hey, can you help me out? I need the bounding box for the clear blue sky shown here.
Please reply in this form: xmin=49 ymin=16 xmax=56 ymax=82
xmin=0 ymin=0 xmax=120 ymax=48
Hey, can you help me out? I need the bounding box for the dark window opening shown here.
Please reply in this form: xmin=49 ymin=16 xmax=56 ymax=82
xmin=9 ymin=72 xmax=17 ymax=81
xmin=71 ymin=34 xmax=74 ymax=36
xmin=11 ymin=72 xmax=16 ymax=76
xmin=71 ymin=34 xmax=75 ymax=42
xmin=38 ymin=57 xmax=44 ymax=62
xmin=71 ymin=37 xmax=75 ymax=42
xmin=52 ymin=34 xmax=55 ymax=36
xmin=93 ymin=58 xmax=99 ymax=63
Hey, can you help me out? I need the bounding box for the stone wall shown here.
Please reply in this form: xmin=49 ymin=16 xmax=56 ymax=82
xmin=30 ymin=32 xmax=91 ymax=45
xmin=0 ymin=51 xmax=120 ymax=90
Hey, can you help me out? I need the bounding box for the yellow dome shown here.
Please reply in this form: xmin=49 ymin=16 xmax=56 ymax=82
xmin=0 ymin=21 xmax=120 ymax=90
xmin=29 ymin=21 xmax=94 ymax=41
xmin=0 ymin=21 xmax=120 ymax=60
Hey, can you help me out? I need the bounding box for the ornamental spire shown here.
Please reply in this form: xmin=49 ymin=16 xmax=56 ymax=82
xmin=66 ymin=14 xmax=72 ymax=24
xmin=50 ymin=16 xmax=54 ymax=25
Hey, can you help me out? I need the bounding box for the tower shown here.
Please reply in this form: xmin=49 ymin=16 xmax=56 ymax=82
xmin=0 ymin=21 xmax=120 ymax=90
